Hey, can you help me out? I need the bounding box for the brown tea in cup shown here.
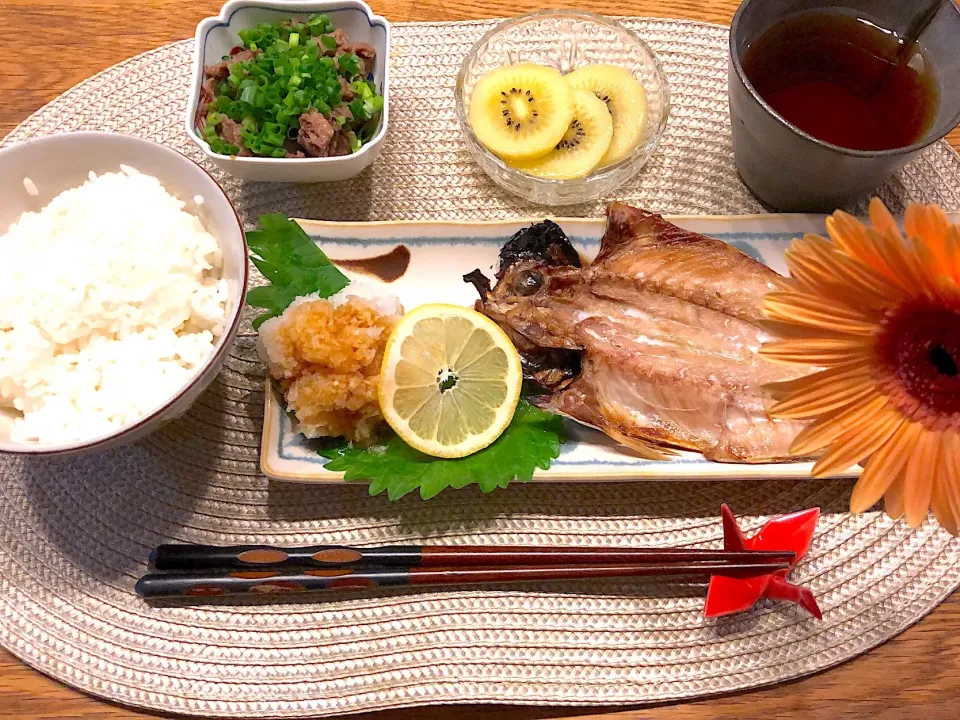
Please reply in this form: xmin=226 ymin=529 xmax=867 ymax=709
xmin=741 ymin=11 xmax=939 ymax=151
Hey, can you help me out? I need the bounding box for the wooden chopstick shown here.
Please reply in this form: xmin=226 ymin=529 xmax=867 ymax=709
xmin=150 ymin=543 xmax=796 ymax=572
xmin=136 ymin=561 xmax=791 ymax=599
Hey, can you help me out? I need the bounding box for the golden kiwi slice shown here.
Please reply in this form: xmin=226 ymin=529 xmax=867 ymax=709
xmin=510 ymin=89 xmax=613 ymax=180
xmin=468 ymin=64 xmax=575 ymax=162
xmin=564 ymin=64 xmax=648 ymax=167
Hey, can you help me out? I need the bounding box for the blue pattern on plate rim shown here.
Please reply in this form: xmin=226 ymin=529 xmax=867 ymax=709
xmin=273 ymin=228 xmax=801 ymax=468
xmin=295 ymin=230 xmax=801 ymax=247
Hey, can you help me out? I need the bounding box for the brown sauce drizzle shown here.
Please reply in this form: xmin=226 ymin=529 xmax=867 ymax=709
xmin=332 ymin=244 xmax=411 ymax=283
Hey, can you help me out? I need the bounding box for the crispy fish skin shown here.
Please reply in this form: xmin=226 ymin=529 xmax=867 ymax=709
xmin=598 ymin=202 xmax=787 ymax=325
xmin=473 ymin=204 xmax=808 ymax=463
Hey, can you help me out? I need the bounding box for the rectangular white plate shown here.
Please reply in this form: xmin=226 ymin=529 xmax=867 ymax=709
xmin=261 ymin=213 xmax=862 ymax=483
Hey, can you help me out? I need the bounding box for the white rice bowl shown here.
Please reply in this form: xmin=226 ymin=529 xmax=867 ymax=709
xmin=0 ymin=166 xmax=229 ymax=445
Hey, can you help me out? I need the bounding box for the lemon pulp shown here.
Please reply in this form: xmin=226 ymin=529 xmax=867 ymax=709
xmin=378 ymin=304 xmax=523 ymax=458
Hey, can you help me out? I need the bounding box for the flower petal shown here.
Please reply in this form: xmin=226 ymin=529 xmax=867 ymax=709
xmin=903 ymin=429 xmax=939 ymax=527
xmin=944 ymin=226 xmax=960 ymax=286
xmin=909 ymin=234 xmax=950 ymax=298
xmin=812 ymin=410 xmax=903 ymax=477
xmin=789 ymin=393 xmax=891 ymax=456
xmin=930 ymin=483 xmax=957 ymax=535
xmin=905 ymin=203 xmax=950 ymax=257
xmin=767 ymin=366 xmax=875 ymax=419
xmin=849 ymin=421 xmax=920 ymax=513
xmin=786 ymin=233 xmax=905 ymax=309
xmin=930 ymin=433 xmax=959 ymax=535
xmin=884 ymin=471 xmax=907 ymax=520
xmin=759 ymin=337 xmax=872 ymax=366
xmin=757 ymin=319 xmax=853 ymax=340
xmin=765 ymin=359 xmax=870 ymax=396
xmin=904 ymin=204 xmax=946 ymax=270
xmin=941 ymin=431 xmax=960 ymax=535
xmin=869 ymin=197 xmax=905 ymax=242
xmin=868 ymin=229 xmax=931 ymax=298
xmin=827 ymin=211 xmax=905 ymax=289
xmin=763 ymin=291 xmax=880 ymax=335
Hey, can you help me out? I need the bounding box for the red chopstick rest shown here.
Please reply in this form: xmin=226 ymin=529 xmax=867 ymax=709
xmin=704 ymin=503 xmax=822 ymax=620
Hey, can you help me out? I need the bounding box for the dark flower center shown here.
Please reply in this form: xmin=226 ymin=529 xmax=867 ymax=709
xmin=876 ymin=298 xmax=960 ymax=428
xmin=929 ymin=344 xmax=959 ymax=377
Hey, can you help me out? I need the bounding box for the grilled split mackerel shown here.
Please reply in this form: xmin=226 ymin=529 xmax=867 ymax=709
xmin=464 ymin=202 xmax=810 ymax=463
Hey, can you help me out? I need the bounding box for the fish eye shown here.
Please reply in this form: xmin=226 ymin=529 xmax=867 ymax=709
xmin=514 ymin=268 xmax=544 ymax=296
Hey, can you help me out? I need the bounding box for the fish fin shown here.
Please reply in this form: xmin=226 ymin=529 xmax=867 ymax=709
xmin=596 ymin=202 xmax=662 ymax=262
xmin=463 ymin=269 xmax=491 ymax=300
xmin=535 ymin=389 xmax=678 ymax=461
xmin=604 ymin=427 xmax=677 ymax=460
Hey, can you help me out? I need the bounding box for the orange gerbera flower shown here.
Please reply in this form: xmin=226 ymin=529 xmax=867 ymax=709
xmin=759 ymin=198 xmax=960 ymax=532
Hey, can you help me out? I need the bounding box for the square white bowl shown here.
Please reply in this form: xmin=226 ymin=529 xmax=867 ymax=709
xmin=186 ymin=0 xmax=390 ymax=183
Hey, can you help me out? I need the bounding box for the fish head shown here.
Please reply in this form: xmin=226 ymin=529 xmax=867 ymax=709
xmin=496 ymin=219 xmax=581 ymax=280
xmin=463 ymin=220 xmax=581 ymax=305
xmin=490 ymin=259 xmax=551 ymax=301
xmin=463 ymin=220 xmax=584 ymax=390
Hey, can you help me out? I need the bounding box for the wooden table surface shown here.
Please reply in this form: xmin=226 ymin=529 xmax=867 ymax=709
xmin=2 ymin=0 xmax=960 ymax=718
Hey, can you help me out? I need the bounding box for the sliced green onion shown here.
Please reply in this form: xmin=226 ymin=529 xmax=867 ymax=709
xmin=358 ymin=118 xmax=379 ymax=142
xmin=348 ymin=98 xmax=367 ymax=121
xmin=337 ymin=53 xmax=360 ymax=77
xmin=351 ymin=80 xmax=374 ymax=100
xmin=205 ymin=14 xmax=383 ymax=158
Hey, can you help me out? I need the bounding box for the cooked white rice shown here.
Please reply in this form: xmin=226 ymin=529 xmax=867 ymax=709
xmin=0 ymin=167 xmax=228 ymax=445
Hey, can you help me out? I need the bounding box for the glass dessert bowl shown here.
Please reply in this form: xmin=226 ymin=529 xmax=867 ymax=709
xmin=455 ymin=10 xmax=670 ymax=206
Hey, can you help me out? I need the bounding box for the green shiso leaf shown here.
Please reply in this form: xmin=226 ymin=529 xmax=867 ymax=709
xmin=245 ymin=214 xmax=349 ymax=329
xmin=319 ymin=400 xmax=565 ymax=501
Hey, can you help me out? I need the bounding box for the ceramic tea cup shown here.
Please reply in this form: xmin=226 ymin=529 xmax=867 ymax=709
xmin=729 ymin=0 xmax=960 ymax=212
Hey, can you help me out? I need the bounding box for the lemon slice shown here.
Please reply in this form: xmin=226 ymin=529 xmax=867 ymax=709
xmin=378 ymin=304 xmax=523 ymax=458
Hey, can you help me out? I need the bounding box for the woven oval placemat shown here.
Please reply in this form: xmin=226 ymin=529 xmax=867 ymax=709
xmin=2 ymin=18 xmax=960 ymax=719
